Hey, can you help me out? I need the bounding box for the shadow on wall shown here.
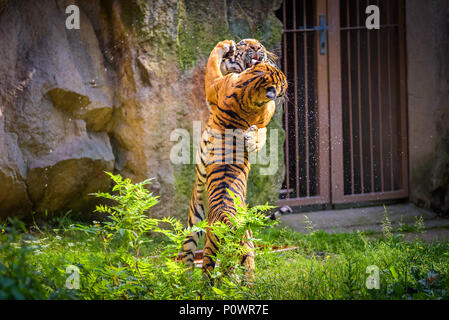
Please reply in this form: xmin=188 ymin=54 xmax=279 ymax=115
xmin=411 ymin=133 xmax=449 ymax=216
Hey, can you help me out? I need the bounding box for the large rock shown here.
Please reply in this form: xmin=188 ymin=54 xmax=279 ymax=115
xmin=0 ymin=118 xmax=32 ymax=216
xmin=0 ymin=0 xmax=115 ymax=218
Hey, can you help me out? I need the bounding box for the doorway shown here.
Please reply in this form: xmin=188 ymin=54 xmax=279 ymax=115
xmin=277 ymin=0 xmax=408 ymax=207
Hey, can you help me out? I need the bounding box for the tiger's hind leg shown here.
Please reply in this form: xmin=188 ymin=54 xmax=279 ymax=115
xmin=182 ymin=127 xmax=215 ymax=268
xmin=201 ymin=229 xmax=219 ymax=281
xmin=202 ymin=229 xmax=255 ymax=286
xmin=240 ymin=230 xmax=256 ymax=286
xmin=182 ymin=174 xmax=206 ymax=268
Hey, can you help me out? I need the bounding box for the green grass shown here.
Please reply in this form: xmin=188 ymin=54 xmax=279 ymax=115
xmin=255 ymin=228 xmax=449 ymax=299
xmin=1 ymin=219 xmax=448 ymax=300
xmin=0 ymin=173 xmax=448 ymax=300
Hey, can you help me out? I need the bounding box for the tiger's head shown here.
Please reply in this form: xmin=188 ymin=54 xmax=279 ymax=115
xmin=220 ymin=39 xmax=278 ymax=76
xmin=235 ymin=61 xmax=287 ymax=110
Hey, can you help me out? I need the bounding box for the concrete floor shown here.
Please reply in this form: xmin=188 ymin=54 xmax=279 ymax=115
xmin=279 ymin=203 xmax=449 ymax=242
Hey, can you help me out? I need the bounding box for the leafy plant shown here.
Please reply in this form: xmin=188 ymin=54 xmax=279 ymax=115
xmin=414 ymin=216 xmax=425 ymax=234
xmin=66 ymin=172 xmax=210 ymax=299
xmin=0 ymin=220 xmax=47 ymax=299
xmin=88 ymin=172 xmax=160 ymax=256
xmin=381 ymin=205 xmax=393 ymax=239
xmin=303 ymin=215 xmax=316 ymax=234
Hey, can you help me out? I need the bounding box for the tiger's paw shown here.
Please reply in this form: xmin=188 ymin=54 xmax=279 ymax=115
xmin=215 ymin=40 xmax=236 ymax=60
xmin=244 ymin=125 xmax=267 ymax=153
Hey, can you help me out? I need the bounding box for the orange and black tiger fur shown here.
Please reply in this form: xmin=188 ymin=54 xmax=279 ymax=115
xmin=182 ymin=40 xmax=287 ymax=282
xmin=220 ymin=39 xmax=278 ymax=75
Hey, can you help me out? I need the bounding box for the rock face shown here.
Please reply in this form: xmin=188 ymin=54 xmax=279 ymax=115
xmin=0 ymin=0 xmax=284 ymax=220
xmin=0 ymin=0 xmax=115 ymax=218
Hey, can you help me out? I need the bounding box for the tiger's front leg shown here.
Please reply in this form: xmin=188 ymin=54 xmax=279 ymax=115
xmin=205 ymin=40 xmax=236 ymax=104
xmin=244 ymin=125 xmax=267 ymax=153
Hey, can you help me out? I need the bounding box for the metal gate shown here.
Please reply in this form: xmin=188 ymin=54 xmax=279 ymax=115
xmin=278 ymin=0 xmax=408 ymax=207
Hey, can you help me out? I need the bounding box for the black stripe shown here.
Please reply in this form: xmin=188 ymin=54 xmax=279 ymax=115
xmin=184 ymin=238 xmax=197 ymax=246
xmin=217 ymin=104 xmax=250 ymax=127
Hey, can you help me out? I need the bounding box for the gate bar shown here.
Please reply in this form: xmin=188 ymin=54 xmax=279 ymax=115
xmin=282 ymin=0 xmax=290 ymax=198
xmin=376 ymin=0 xmax=385 ymax=192
xmin=303 ymin=0 xmax=310 ymax=197
xmin=387 ymin=1 xmax=394 ymax=190
xmin=346 ymin=1 xmax=355 ymax=194
xmin=367 ymin=9 xmax=374 ymax=193
xmin=328 ymin=0 xmax=344 ymax=200
xmin=398 ymin=0 xmax=409 ymax=194
xmin=293 ymin=0 xmax=300 ymax=198
xmin=356 ymin=0 xmax=365 ymax=193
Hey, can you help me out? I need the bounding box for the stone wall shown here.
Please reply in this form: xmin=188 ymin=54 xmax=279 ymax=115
xmin=406 ymin=0 xmax=449 ymax=215
xmin=0 ymin=0 xmax=284 ymax=221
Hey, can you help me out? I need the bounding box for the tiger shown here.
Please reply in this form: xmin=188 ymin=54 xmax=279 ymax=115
xmin=182 ymin=39 xmax=287 ymax=283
